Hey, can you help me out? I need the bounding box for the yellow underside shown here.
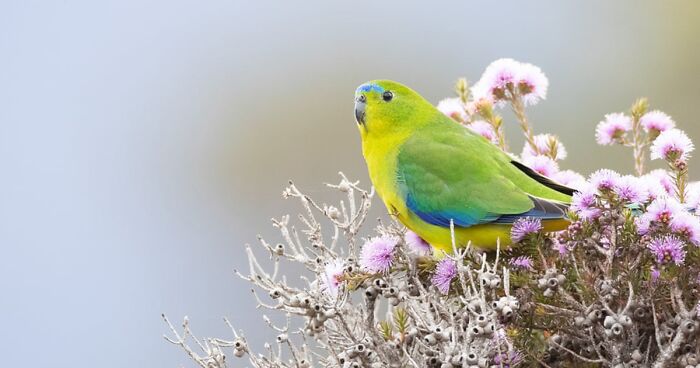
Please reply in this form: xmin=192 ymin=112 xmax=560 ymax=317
xmin=397 ymin=209 xmax=570 ymax=255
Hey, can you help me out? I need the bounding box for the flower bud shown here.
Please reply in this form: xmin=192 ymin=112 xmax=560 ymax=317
xmin=619 ymin=315 xmax=632 ymax=327
xmin=465 ymin=352 xmax=478 ymax=365
xmin=364 ymin=286 xmax=378 ymax=299
xmin=382 ymin=286 xmax=398 ymax=298
xmin=338 ymin=180 xmax=351 ymax=192
xmin=587 ymin=309 xmax=602 ymax=322
xmin=682 ymin=320 xmax=697 ymax=334
xmin=424 ymin=334 xmax=437 ymax=345
xmin=631 ymin=349 xmax=643 ymax=363
xmin=326 ymin=206 xmax=340 ymax=219
xmin=373 ymin=278 xmax=388 ymax=289
xmin=501 ymin=306 xmax=514 ymax=319
xmin=269 ymin=288 xmax=283 ymax=299
xmin=611 ymin=323 xmax=624 ymax=336
xmin=603 ymin=315 xmax=616 ymax=329
xmin=484 ymin=322 xmax=495 ymax=336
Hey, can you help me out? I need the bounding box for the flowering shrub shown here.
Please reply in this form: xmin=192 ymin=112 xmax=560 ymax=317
xmin=164 ymin=59 xmax=700 ymax=368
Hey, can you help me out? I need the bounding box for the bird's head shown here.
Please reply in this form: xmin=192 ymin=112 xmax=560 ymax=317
xmin=354 ymin=80 xmax=434 ymax=138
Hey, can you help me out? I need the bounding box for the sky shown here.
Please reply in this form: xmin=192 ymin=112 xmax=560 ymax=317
xmin=1 ymin=1 xmax=700 ymax=367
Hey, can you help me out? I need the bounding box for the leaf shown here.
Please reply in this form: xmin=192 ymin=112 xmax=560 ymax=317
xmin=378 ymin=321 xmax=393 ymax=341
xmin=393 ymin=307 xmax=410 ymax=334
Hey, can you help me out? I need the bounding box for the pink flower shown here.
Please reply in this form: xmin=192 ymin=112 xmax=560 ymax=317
xmin=648 ymin=197 xmax=684 ymax=223
xmin=637 ymin=197 xmax=684 ymax=235
xmin=511 ymin=217 xmax=542 ymax=243
xmin=404 ymin=230 xmax=431 ymax=256
xmin=640 ymin=110 xmax=675 ymax=133
xmin=509 ymin=256 xmax=534 ymax=270
xmin=431 ymin=258 xmax=457 ymax=294
xmin=650 ymin=266 xmax=661 ymax=282
xmin=553 ymin=239 xmax=569 ymax=256
xmin=437 ymin=98 xmax=466 ymax=122
xmin=552 ymin=170 xmax=586 ymax=189
xmin=467 ymin=120 xmax=499 ymax=144
xmin=635 ymin=214 xmax=653 ymax=235
xmin=685 ymin=182 xmax=700 ymax=211
xmin=471 ymin=59 xmax=548 ymax=106
xmin=517 ymin=62 xmax=549 ymax=106
xmin=595 ymin=113 xmax=632 ymax=145
xmin=589 ymin=169 xmax=621 ymax=192
xmin=641 ymin=169 xmax=674 ymax=200
xmin=359 ymin=236 xmax=398 ymax=273
xmin=521 ymin=134 xmax=567 ymax=161
xmin=522 ymin=155 xmax=559 ymax=177
xmin=613 ymin=175 xmax=647 ymax=203
xmin=648 ymin=235 xmax=686 ymax=265
xmin=475 ymin=58 xmax=520 ymax=91
xmin=320 ymin=259 xmax=345 ymax=298
xmin=571 ymin=185 xmax=600 ymax=221
xmin=650 ymin=128 xmax=694 ymax=162
xmin=669 ymin=211 xmax=700 ymax=245
xmin=494 ymin=350 xmax=524 ymax=368
xmin=464 ymin=100 xmax=479 ymax=116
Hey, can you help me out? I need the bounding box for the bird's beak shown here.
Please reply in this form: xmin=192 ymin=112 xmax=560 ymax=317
xmin=354 ymin=95 xmax=366 ymax=125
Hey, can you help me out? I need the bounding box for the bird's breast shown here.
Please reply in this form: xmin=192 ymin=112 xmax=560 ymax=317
xmin=362 ymin=134 xmax=411 ymax=219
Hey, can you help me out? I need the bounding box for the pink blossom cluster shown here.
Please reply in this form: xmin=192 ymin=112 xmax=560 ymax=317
xmin=359 ymin=235 xmax=398 ymax=273
xmin=595 ymin=113 xmax=632 ymax=145
xmin=413 ymin=61 xmax=700 ymax=297
xmin=436 ymin=98 xmax=468 ymax=122
xmin=650 ymin=128 xmax=694 ymax=163
xmin=637 ymin=196 xmax=700 ymax=247
xmin=471 ymin=58 xmax=549 ymax=106
xmin=594 ymin=109 xmax=690 ymax=165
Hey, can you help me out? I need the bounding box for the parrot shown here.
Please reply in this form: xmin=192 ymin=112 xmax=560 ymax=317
xmin=354 ymin=80 xmax=575 ymax=254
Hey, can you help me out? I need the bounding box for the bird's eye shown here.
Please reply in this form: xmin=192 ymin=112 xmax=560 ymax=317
xmin=382 ymin=91 xmax=394 ymax=102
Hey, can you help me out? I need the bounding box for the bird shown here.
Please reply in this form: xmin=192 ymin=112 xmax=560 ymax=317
xmin=354 ymin=80 xmax=575 ymax=254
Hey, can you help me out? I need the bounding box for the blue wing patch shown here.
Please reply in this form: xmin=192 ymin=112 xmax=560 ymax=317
xmin=406 ymin=194 xmax=499 ymax=227
xmin=407 ymin=194 xmax=568 ymax=227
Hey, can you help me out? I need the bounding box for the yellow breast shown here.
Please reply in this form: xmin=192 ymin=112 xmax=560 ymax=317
xmin=361 ymin=126 xmax=409 ymax=219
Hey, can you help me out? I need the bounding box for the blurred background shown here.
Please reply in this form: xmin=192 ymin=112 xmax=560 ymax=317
xmin=2 ymin=1 xmax=700 ymax=366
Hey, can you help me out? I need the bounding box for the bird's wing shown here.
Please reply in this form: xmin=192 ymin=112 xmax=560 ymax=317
xmin=396 ymin=129 xmax=569 ymax=228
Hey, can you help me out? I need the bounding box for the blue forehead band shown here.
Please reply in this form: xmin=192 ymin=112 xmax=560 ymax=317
xmin=356 ymin=83 xmax=385 ymax=94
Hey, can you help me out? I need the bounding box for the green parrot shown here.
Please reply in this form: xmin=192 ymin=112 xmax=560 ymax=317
xmin=354 ymin=80 xmax=574 ymax=254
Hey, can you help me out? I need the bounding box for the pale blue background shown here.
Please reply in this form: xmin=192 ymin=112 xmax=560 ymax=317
xmin=2 ymin=1 xmax=700 ymax=366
